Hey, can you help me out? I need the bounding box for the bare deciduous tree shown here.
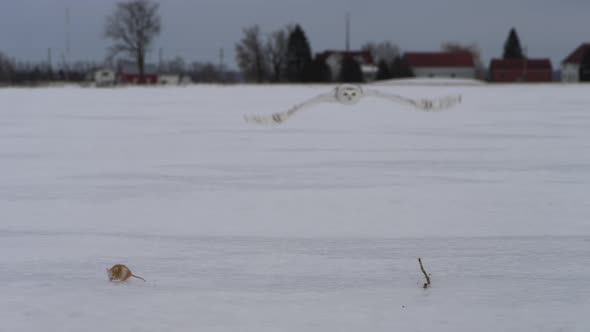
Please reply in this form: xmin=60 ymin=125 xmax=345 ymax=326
xmin=190 ymin=62 xmax=223 ymax=83
xmin=441 ymin=42 xmax=485 ymax=79
xmin=105 ymin=0 xmax=161 ymax=82
xmin=160 ymin=56 xmax=186 ymax=74
xmin=265 ymin=26 xmax=290 ymax=82
xmin=0 ymin=52 xmax=15 ymax=82
xmin=362 ymin=41 xmax=400 ymax=64
xmin=235 ymin=25 xmax=268 ymax=83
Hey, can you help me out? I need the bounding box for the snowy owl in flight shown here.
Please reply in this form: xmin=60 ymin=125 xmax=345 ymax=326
xmin=244 ymin=84 xmax=462 ymax=125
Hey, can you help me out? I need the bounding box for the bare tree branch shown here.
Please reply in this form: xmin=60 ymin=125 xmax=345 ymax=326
xmin=362 ymin=41 xmax=400 ymax=64
xmin=418 ymin=257 xmax=431 ymax=289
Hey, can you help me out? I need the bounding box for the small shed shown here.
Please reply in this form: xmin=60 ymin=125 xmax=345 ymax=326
xmin=94 ymin=68 xmax=116 ymax=86
xmin=158 ymin=74 xmax=181 ymax=85
xmin=118 ymin=61 xmax=158 ymax=84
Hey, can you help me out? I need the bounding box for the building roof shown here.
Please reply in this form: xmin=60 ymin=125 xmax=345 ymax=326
xmin=404 ymin=51 xmax=475 ymax=68
xmin=317 ymin=50 xmax=374 ymax=65
xmin=562 ymin=43 xmax=590 ymax=64
xmin=119 ymin=61 xmax=158 ymax=75
xmin=490 ymin=58 xmax=552 ymax=71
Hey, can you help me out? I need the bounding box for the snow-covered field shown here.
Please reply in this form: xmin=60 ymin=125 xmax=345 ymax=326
xmin=1 ymin=82 xmax=589 ymax=331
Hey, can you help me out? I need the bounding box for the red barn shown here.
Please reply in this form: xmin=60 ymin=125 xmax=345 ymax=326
xmin=118 ymin=61 xmax=158 ymax=84
xmin=489 ymin=59 xmax=553 ymax=82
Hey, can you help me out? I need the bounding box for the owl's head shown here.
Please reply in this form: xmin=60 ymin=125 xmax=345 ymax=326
xmin=335 ymin=84 xmax=362 ymax=105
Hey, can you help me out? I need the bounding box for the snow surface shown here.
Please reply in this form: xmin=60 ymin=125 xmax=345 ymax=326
xmin=1 ymin=83 xmax=590 ymax=331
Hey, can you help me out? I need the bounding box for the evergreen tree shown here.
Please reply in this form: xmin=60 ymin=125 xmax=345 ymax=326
xmin=339 ymin=56 xmax=363 ymax=83
xmin=285 ymin=25 xmax=312 ymax=82
xmin=503 ymin=28 xmax=525 ymax=60
xmin=580 ymin=49 xmax=590 ymax=82
xmin=376 ymin=59 xmax=392 ymax=80
xmin=308 ymin=55 xmax=331 ymax=82
xmin=390 ymin=56 xmax=414 ymax=78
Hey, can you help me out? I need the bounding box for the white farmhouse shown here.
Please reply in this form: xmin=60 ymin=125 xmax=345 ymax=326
xmin=93 ymin=68 xmax=116 ymax=86
xmin=404 ymin=52 xmax=476 ymax=79
xmin=158 ymin=74 xmax=181 ymax=85
xmin=561 ymin=43 xmax=590 ymax=82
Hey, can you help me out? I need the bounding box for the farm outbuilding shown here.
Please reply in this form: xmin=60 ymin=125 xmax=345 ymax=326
xmin=403 ymin=51 xmax=476 ymax=79
xmin=489 ymin=59 xmax=553 ymax=82
xmin=561 ymin=43 xmax=590 ymax=82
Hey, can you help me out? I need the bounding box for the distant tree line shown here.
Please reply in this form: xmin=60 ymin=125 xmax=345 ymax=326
xmin=0 ymin=52 xmax=99 ymax=85
xmin=157 ymin=55 xmax=240 ymax=83
xmin=235 ymin=24 xmax=417 ymax=84
xmin=365 ymin=41 xmax=415 ymax=81
xmin=235 ymin=25 xmax=590 ymax=83
xmin=235 ymin=24 xmax=322 ymax=83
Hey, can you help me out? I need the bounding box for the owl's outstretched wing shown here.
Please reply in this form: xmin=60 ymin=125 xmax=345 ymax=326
xmin=364 ymin=89 xmax=462 ymax=111
xmin=244 ymin=91 xmax=337 ymax=125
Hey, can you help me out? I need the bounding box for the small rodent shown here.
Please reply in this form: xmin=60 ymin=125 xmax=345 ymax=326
xmin=106 ymin=264 xmax=146 ymax=282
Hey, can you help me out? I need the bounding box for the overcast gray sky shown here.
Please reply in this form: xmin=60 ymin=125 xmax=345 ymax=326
xmin=1 ymin=0 xmax=588 ymax=69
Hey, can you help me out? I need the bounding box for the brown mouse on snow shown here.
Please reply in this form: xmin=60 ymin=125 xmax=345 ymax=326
xmin=106 ymin=264 xmax=146 ymax=282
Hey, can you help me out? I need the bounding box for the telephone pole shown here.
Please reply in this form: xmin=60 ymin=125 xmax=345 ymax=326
xmin=345 ymin=12 xmax=350 ymax=51
xmin=522 ymin=45 xmax=528 ymax=82
xmin=219 ymin=48 xmax=225 ymax=82
xmin=65 ymin=7 xmax=70 ymax=58
xmin=47 ymin=48 xmax=52 ymax=67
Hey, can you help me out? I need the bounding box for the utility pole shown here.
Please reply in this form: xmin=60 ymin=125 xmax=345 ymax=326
xmin=522 ymin=45 xmax=528 ymax=82
xmin=47 ymin=48 xmax=52 ymax=67
xmin=345 ymin=12 xmax=350 ymax=51
xmin=64 ymin=7 xmax=70 ymax=80
xmin=47 ymin=47 xmax=53 ymax=80
xmin=219 ymin=48 xmax=225 ymax=83
xmin=158 ymin=47 xmax=163 ymax=70
xmin=65 ymin=7 xmax=70 ymax=58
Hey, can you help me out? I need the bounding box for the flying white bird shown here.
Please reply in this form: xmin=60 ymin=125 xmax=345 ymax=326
xmin=244 ymin=84 xmax=462 ymax=125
